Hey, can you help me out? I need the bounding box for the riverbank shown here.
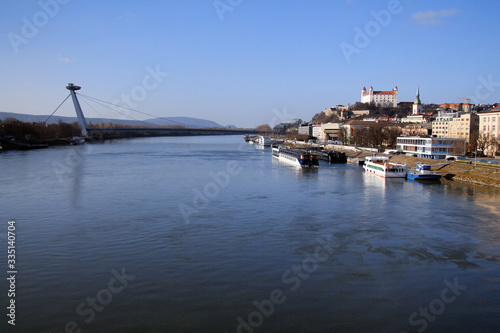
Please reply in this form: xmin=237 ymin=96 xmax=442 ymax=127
xmin=389 ymin=155 xmax=500 ymax=188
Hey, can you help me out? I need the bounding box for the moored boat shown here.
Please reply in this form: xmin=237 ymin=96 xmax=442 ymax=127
xmin=257 ymin=135 xmax=271 ymax=147
xmin=70 ymin=137 xmax=85 ymax=145
xmin=318 ymin=150 xmax=347 ymax=164
xmin=363 ymin=156 xmax=407 ymax=178
xmin=407 ymin=164 xmax=441 ymax=181
xmin=272 ymin=147 xmax=319 ymax=168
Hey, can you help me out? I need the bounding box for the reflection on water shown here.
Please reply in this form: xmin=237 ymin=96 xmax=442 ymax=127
xmin=1 ymin=136 xmax=499 ymax=333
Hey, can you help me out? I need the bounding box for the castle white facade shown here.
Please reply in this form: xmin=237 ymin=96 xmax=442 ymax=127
xmin=361 ymin=86 xmax=398 ymax=107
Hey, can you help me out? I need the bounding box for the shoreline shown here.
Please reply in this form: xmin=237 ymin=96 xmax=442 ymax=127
xmin=388 ymin=155 xmax=500 ymax=189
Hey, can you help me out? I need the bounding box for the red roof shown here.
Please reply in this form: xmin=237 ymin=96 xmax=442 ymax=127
xmin=439 ymin=103 xmax=462 ymax=108
xmin=373 ymin=91 xmax=395 ymax=95
xmin=362 ymin=86 xmax=396 ymax=95
xmin=492 ymin=105 xmax=500 ymax=111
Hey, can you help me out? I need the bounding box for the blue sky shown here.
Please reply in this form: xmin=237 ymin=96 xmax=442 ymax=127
xmin=1 ymin=0 xmax=499 ymax=128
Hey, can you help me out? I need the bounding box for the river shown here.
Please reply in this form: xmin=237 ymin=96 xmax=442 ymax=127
xmin=1 ymin=136 xmax=499 ymax=332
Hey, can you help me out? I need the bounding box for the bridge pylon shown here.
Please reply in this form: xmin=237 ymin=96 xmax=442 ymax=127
xmin=66 ymin=83 xmax=88 ymax=137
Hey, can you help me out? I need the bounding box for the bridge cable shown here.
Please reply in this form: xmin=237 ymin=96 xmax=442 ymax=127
xmin=43 ymin=94 xmax=71 ymax=124
xmin=77 ymin=93 xmax=191 ymax=128
xmin=78 ymin=95 xmax=158 ymax=127
xmin=79 ymin=97 xmax=107 ymax=119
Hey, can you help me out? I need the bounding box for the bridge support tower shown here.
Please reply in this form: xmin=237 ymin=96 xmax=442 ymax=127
xmin=66 ymin=83 xmax=88 ymax=137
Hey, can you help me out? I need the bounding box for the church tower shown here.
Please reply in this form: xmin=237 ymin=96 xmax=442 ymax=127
xmin=413 ymin=86 xmax=422 ymax=115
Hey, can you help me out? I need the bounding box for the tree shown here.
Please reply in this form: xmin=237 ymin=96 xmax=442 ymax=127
xmin=468 ymin=126 xmax=479 ymax=153
xmin=352 ymin=127 xmax=369 ymax=147
xmin=350 ymin=102 xmax=372 ymax=111
xmin=476 ymin=133 xmax=496 ymax=156
xmin=383 ymin=126 xmax=402 ymax=148
xmin=367 ymin=123 xmax=385 ymax=148
xmin=256 ymin=124 xmax=272 ymax=133
xmin=452 ymin=140 xmax=466 ymax=156
xmin=338 ymin=127 xmax=349 ymax=145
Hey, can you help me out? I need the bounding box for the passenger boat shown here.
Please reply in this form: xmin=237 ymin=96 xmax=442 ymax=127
xmin=363 ymin=156 xmax=407 ymax=178
xmin=407 ymin=164 xmax=441 ymax=181
xmin=257 ymin=135 xmax=271 ymax=147
xmin=272 ymin=147 xmax=319 ymax=168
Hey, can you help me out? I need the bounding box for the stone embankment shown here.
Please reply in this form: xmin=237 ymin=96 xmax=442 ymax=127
xmin=389 ymin=155 xmax=500 ymax=188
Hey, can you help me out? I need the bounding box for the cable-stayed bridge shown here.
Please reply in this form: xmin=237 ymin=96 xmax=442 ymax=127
xmin=49 ymin=83 xmax=256 ymax=138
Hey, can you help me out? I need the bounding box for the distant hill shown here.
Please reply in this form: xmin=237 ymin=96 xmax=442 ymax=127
xmin=0 ymin=112 xmax=229 ymax=128
xmin=144 ymin=116 xmax=224 ymax=128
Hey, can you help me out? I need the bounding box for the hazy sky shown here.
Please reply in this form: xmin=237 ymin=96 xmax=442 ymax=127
xmin=1 ymin=0 xmax=499 ymax=128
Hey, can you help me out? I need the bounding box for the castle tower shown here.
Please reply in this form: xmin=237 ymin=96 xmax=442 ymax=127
xmin=394 ymin=86 xmax=398 ymax=106
xmin=413 ymin=86 xmax=422 ymax=115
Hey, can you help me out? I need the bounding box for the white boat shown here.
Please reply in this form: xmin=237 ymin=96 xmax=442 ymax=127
xmin=272 ymin=147 xmax=319 ymax=168
xmin=257 ymin=135 xmax=271 ymax=147
xmin=363 ymin=156 xmax=407 ymax=178
xmin=407 ymin=164 xmax=441 ymax=181
xmin=70 ymin=137 xmax=85 ymax=145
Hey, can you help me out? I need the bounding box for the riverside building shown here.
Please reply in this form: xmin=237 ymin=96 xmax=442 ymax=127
xmin=396 ymin=136 xmax=466 ymax=159
xmin=478 ymin=109 xmax=500 ymax=156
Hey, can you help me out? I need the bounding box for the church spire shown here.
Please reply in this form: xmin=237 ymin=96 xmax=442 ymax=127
xmin=414 ymin=86 xmax=422 ymax=105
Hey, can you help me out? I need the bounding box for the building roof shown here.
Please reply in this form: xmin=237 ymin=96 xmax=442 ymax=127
xmin=344 ymin=120 xmax=378 ymax=126
xmin=362 ymin=86 xmax=397 ymax=95
xmin=374 ymin=91 xmax=396 ymax=95
xmin=439 ymin=103 xmax=463 ymax=109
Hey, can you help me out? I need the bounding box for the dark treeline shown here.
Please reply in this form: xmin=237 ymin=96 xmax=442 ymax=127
xmin=0 ymin=118 xmax=81 ymax=140
xmin=341 ymin=123 xmax=402 ymax=149
xmin=349 ymin=102 xmax=411 ymax=118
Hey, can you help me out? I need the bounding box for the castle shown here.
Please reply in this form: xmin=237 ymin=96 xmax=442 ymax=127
xmin=361 ymin=86 xmax=398 ymax=107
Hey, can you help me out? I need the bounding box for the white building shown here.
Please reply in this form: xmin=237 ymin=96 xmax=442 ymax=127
xmin=312 ymin=125 xmax=323 ymax=139
xmin=478 ymin=109 xmax=500 ymax=156
xmin=320 ymin=123 xmax=343 ymax=141
xmin=401 ymin=115 xmax=428 ymax=124
xmin=361 ymin=86 xmax=398 ymax=107
xmin=298 ymin=124 xmax=313 ymax=136
xmin=396 ymin=136 xmax=466 ymax=159
xmin=432 ymin=110 xmax=459 ymax=138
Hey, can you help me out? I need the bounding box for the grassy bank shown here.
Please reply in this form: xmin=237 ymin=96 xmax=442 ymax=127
xmin=389 ymin=155 xmax=500 ymax=188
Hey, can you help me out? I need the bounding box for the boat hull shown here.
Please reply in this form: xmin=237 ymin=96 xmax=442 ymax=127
xmin=407 ymin=173 xmax=442 ymax=180
xmin=363 ymin=161 xmax=407 ymax=178
xmin=273 ymin=148 xmax=319 ymax=168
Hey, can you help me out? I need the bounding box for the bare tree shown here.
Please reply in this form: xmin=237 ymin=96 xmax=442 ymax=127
xmin=468 ymin=126 xmax=479 ymax=153
xmin=367 ymin=123 xmax=385 ymax=148
xmin=476 ymin=133 xmax=496 ymax=156
xmin=383 ymin=126 xmax=402 ymax=148
xmin=452 ymin=140 xmax=466 ymax=156
xmin=338 ymin=127 xmax=349 ymax=145
xmin=352 ymin=127 xmax=369 ymax=146
xmin=256 ymin=124 xmax=272 ymax=133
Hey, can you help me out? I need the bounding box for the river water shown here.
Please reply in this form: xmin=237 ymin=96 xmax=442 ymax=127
xmin=1 ymin=136 xmax=499 ymax=333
